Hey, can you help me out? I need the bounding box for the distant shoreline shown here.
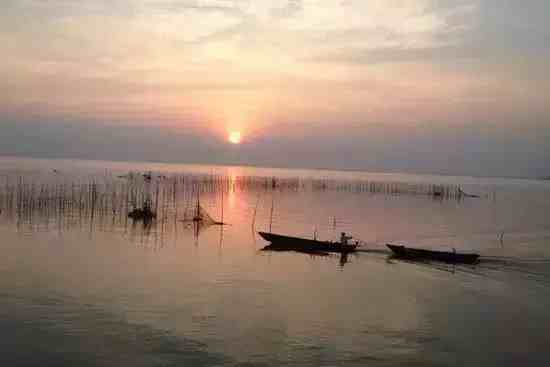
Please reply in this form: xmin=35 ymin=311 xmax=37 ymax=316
xmin=0 ymin=153 xmax=542 ymax=182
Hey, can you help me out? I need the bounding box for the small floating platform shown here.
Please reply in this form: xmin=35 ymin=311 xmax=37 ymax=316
xmin=128 ymin=207 xmax=156 ymax=221
xmin=387 ymin=244 xmax=479 ymax=264
xmin=258 ymin=231 xmax=358 ymax=253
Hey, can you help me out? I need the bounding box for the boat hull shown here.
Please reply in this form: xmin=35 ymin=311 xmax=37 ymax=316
xmin=387 ymin=244 xmax=479 ymax=264
xmin=258 ymin=232 xmax=357 ymax=253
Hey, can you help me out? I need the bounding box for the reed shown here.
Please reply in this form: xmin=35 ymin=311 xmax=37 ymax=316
xmin=0 ymin=170 xmax=474 ymax=235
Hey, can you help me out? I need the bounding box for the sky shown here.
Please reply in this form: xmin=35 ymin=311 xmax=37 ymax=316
xmin=1 ymin=0 xmax=549 ymax=177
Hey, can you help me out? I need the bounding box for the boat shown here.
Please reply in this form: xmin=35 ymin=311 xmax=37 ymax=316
xmin=258 ymin=231 xmax=358 ymax=253
xmin=128 ymin=199 xmax=156 ymax=222
xmin=128 ymin=206 xmax=156 ymax=221
xmin=386 ymin=244 xmax=479 ymax=264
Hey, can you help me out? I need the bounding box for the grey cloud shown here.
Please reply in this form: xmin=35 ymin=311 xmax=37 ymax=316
xmin=2 ymin=0 xmax=550 ymax=177
xmin=2 ymin=117 xmax=548 ymax=178
xmin=308 ymin=1 xmax=550 ymax=65
xmin=2 ymin=0 xmax=139 ymax=19
xmin=309 ymin=42 xmax=550 ymax=66
xmin=308 ymin=45 xmax=478 ymax=64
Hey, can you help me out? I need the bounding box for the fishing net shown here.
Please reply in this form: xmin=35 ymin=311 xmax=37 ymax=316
xmin=181 ymin=200 xmax=219 ymax=225
xmin=195 ymin=204 xmax=217 ymax=225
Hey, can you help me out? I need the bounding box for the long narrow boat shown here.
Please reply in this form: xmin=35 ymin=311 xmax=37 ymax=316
xmin=258 ymin=232 xmax=358 ymax=253
xmin=387 ymin=244 xmax=479 ymax=264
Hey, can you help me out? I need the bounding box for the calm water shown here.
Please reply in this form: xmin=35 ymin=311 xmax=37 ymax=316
xmin=1 ymin=156 xmax=550 ymax=366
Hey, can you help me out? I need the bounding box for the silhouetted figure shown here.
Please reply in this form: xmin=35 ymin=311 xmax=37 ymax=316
xmin=340 ymin=232 xmax=352 ymax=245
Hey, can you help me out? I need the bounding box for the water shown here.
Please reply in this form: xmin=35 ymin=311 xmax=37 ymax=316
xmin=1 ymin=156 xmax=550 ymax=366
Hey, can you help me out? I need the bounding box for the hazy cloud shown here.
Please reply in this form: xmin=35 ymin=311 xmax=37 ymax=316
xmin=1 ymin=0 xmax=549 ymax=176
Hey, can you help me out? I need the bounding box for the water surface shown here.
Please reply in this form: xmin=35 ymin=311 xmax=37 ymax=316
xmin=1 ymin=157 xmax=550 ymax=366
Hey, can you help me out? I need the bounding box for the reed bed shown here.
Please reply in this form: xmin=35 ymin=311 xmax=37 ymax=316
xmin=190 ymin=174 xmax=466 ymax=199
xmin=0 ymin=171 xmax=471 ymax=232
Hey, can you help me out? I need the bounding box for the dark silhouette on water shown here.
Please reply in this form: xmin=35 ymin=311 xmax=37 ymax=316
xmin=386 ymin=244 xmax=480 ymax=264
xmin=259 ymin=231 xmax=359 ymax=253
xmin=180 ymin=195 xmax=227 ymax=226
xmin=458 ymin=186 xmax=480 ymax=198
xmin=261 ymin=244 xmax=330 ymax=256
xmin=260 ymin=244 xmax=352 ymax=268
xmin=128 ymin=207 xmax=156 ymax=222
xmin=128 ymin=199 xmax=156 ymax=223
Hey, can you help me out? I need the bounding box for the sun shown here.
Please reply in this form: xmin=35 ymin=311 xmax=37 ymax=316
xmin=228 ymin=131 xmax=242 ymax=144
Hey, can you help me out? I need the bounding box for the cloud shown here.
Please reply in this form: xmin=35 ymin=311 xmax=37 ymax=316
xmin=270 ymin=0 xmax=302 ymax=19
xmin=306 ymin=1 xmax=550 ymax=65
xmin=1 ymin=0 xmax=550 ymax=176
xmin=2 ymin=116 xmax=548 ymax=177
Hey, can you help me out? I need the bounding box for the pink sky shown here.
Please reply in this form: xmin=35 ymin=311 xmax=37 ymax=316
xmin=1 ymin=1 xmax=549 ymax=176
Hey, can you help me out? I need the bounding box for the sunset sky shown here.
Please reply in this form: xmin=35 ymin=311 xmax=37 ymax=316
xmin=1 ymin=0 xmax=549 ymax=177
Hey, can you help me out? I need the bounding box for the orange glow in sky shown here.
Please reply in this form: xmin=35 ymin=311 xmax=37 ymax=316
xmin=1 ymin=1 xmax=549 ymax=176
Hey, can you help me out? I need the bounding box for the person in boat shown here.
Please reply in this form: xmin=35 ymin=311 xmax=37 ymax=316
xmin=340 ymin=232 xmax=353 ymax=246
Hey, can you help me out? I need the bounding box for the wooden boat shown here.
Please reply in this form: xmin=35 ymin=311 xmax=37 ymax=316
xmin=387 ymin=244 xmax=479 ymax=264
xmin=258 ymin=231 xmax=358 ymax=253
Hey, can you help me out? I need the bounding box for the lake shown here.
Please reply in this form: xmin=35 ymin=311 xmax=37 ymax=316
xmin=1 ymin=156 xmax=550 ymax=366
